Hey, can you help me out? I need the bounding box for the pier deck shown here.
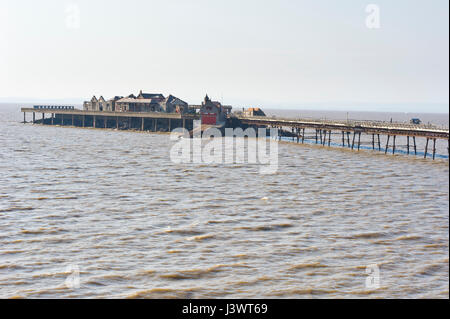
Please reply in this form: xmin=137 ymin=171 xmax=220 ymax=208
xmin=21 ymin=108 xmax=449 ymax=159
xmin=237 ymin=115 xmax=449 ymax=159
xmin=237 ymin=116 xmax=449 ymax=140
xmin=21 ymin=107 xmax=199 ymax=132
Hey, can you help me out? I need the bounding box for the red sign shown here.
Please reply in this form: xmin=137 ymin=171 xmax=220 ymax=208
xmin=202 ymin=113 xmax=217 ymax=125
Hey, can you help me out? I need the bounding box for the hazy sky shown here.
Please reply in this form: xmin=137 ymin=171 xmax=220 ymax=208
xmin=1 ymin=0 xmax=449 ymax=112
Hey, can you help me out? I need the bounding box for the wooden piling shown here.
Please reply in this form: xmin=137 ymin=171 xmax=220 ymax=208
xmin=82 ymin=115 xmax=85 ymax=127
xmin=351 ymin=132 xmax=356 ymax=150
xmin=33 ymin=112 xmax=35 ymax=124
xmin=377 ymin=134 xmax=381 ymax=151
xmin=347 ymin=132 xmax=351 ymax=148
xmin=51 ymin=114 xmax=54 ymax=125
xmin=342 ymin=131 xmax=345 ymax=147
xmin=424 ymin=138 xmax=429 ymax=158
xmin=372 ymin=134 xmax=375 ymax=150
xmin=392 ymin=135 xmax=396 ymax=154
xmin=407 ymin=136 xmax=410 ymax=155
xmin=302 ymin=128 xmax=305 ymax=143
xmin=385 ymin=135 xmax=390 ymax=154
xmin=42 ymin=113 xmax=44 ymax=125
xmin=357 ymin=132 xmax=361 ymax=151
xmin=93 ymin=115 xmax=96 ymax=128
xmin=328 ymin=130 xmax=331 ymax=147
xmin=71 ymin=114 xmax=74 ymax=126
xmin=61 ymin=113 xmax=64 ymax=126
xmin=413 ymin=136 xmax=417 ymax=155
xmin=116 ymin=116 xmax=119 ymax=129
xmin=141 ymin=117 xmax=145 ymax=131
xmin=432 ymin=138 xmax=436 ymax=160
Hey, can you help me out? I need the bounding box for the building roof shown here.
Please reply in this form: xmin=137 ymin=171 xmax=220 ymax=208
xmin=108 ymin=96 xmax=123 ymax=101
xmin=116 ymin=98 xmax=159 ymax=104
xmin=138 ymin=90 xmax=165 ymax=99
xmin=166 ymin=94 xmax=187 ymax=105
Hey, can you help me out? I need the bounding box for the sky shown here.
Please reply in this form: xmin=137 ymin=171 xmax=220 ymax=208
xmin=0 ymin=0 xmax=449 ymax=112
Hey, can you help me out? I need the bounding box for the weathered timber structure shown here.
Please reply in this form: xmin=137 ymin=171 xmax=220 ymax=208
xmin=235 ymin=115 xmax=449 ymax=160
xmin=21 ymin=108 xmax=198 ymax=132
xmin=21 ymin=98 xmax=449 ymax=160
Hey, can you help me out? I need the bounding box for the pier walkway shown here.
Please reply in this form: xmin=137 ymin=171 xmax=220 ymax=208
xmin=237 ymin=115 xmax=449 ymax=160
xmin=21 ymin=107 xmax=449 ymax=160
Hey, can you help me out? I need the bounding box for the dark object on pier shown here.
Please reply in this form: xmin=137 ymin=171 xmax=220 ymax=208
xmin=33 ymin=105 xmax=74 ymax=110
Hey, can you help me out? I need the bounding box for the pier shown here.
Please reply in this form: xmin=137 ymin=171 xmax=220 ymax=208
xmin=21 ymin=107 xmax=198 ymax=132
xmin=237 ymin=115 xmax=449 ymax=160
xmin=21 ymin=107 xmax=449 ymax=160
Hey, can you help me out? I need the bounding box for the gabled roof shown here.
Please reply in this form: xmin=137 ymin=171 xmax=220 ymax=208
xmin=116 ymin=97 xmax=160 ymax=104
xmin=99 ymin=96 xmax=106 ymax=102
xmin=91 ymin=96 xmax=98 ymax=102
xmin=166 ymin=94 xmax=187 ymax=105
xmin=108 ymin=96 xmax=123 ymax=101
xmin=139 ymin=93 xmax=165 ymax=99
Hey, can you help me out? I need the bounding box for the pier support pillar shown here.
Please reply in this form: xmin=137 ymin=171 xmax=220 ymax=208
xmin=328 ymin=130 xmax=331 ymax=147
xmin=141 ymin=117 xmax=145 ymax=131
xmin=116 ymin=117 xmax=119 ymax=129
xmin=82 ymin=115 xmax=85 ymax=127
xmin=182 ymin=118 xmax=186 ymax=129
xmin=385 ymin=135 xmax=390 ymax=154
xmin=424 ymin=138 xmax=429 ymax=158
xmin=33 ymin=112 xmax=35 ymax=124
xmin=407 ymin=136 xmax=410 ymax=155
xmin=23 ymin=112 xmax=26 ymax=123
xmin=169 ymin=118 xmax=171 ymax=132
xmin=351 ymin=132 xmax=356 ymax=150
xmin=93 ymin=115 xmax=96 ymax=128
xmin=432 ymin=138 xmax=436 ymax=160
xmin=347 ymin=132 xmax=351 ymax=148
xmin=392 ymin=135 xmax=396 ymax=154
xmin=61 ymin=114 xmax=64 ymax=126
xmin=105 ymin=117 xmax=107 ymax=129
xmin=154 ymin=119 xmax=157 ymax=132
xmin=42 ymin=113 xmax=45 ymax=125
xmin=413 ymin=136 xmax=417 ymax=155
xmin=372 ymin=134 xmax=375 ymax=150
xmin=51 ymin=113 xmax=54 ymax=125
xmin=302 ymin=128 xmax=305 ymax=144
xmin=315 ymin=130 xmax=318 ymax=144
xmin=342 ymin=131 xmax=345 ymax=147
xmin=72 ymin=114 xmax=74 ymax=126
xmin=377 ymin=134 xmax=381 ymax=151
xmin=357 ymin=132 xmax=361 ymax=151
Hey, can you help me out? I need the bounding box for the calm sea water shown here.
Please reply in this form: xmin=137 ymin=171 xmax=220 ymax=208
xmin=0 ymin=104 xmax=448 ymax=298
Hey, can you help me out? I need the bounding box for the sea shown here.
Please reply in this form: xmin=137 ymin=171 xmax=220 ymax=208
xmin=0 ymin=103 xmax=448 ymax=298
